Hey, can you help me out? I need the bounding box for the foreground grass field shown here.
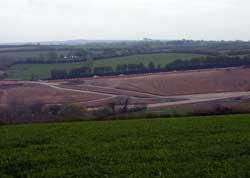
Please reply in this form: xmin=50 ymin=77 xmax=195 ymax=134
xmin=9 ymin=53 xmax=203 ymax=80
xmin=1 ymin=114 xmax=250 ymax=177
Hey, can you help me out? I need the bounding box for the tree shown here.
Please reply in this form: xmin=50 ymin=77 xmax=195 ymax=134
xmin=39 ymin=53 xmax=45 ymax=61
xmin=69 ymin=67 xmax=92 ymax=78
xmin=148 ymin=61 xmax=156 ymax=72
xmin=30 ymin=74 xmax=39 ymax=81
xmin=94 ymin=67 xmax=113 ymax=75
xmin=51 ymin=69 xmax=67 ymax=79
xmin=107 ymin=101 xmax=116 ymax=114
xmin=116 ymin=64 xmax=128 ymax=73
xmin=61 ymin=104 xmax=86 ymax=118
xmin=75 ymin=49 xmax=88 ymax=57
xmin=47 ymin=51 xmax=58 ymax=60
xmin=84 ymin=58 xmax=94 ymax=68
xmin=115 ymin=96 xmax=130 ymax=113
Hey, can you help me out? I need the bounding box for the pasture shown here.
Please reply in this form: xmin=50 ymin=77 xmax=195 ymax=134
xmin=9 ymin=62 xmax=85 ymax=80
xmin=94 ymin=53 xmax=204 ymax=69
xmin=0 ymin=50 xmax=71 ymax=65
xmin=1 ymin=114 xmax=250 ymax=177
xmin=8 ymin=53 xmax=203 ymax=80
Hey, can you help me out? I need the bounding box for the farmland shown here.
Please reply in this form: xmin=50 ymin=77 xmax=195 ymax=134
xmin=0 ymin=49 xmax=72 ymax=64
xmin=71 ymin=67 xmax=250 ymax=96
xmin=2 ymin=67 xmax=250 ymax=124
xmin=93 ymin=53 xmax=204 ymax=69
xmin=0 ymin=81 xmax=108 ymax=106
xmin=8 ymin=53 xmax=203 ymax=80
xmin=0 ymin=50 xmax=68 ymax=60
xmin=2 ymin=3 xmax=250 ymax=177
xmin=8 ymin=62 xmax=85 ymax=80
xmin=1 ymin=114 xmax=250 ymax=177
xmin=2 ymin=67 xmax=250 ymax=110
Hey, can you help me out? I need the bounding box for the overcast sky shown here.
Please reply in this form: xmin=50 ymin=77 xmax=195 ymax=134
xmin=0 ymin=0 xmax=250 ymax=43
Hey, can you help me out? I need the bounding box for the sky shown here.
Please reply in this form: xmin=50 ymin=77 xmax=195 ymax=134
xmin=0 ymin=0 xmax=250 ymax=43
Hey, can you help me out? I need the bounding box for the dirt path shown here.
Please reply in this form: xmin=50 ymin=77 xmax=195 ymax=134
xmin=148 ymin=91 xmax=250 ymax=109
xmin=27 ymin=81 xmax=250 ymax=109
xmin=28 ymin=81 xmax=116 ymax=97
xmin=79 ymin=84 xmax=162 ymax=98
xmin=28 ymin=81 xmax=161 ymax=99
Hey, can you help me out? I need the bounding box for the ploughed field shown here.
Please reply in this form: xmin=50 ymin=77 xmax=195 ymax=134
xmin=81 ymin=67 xmax=250 ymax=96
xmin=2 ymin=67 xmax=250 ymax=109
xmin=1 ymin=114 xmax=250 ymax=177
xmin=0 ymin=81 xmax=108 ymax=107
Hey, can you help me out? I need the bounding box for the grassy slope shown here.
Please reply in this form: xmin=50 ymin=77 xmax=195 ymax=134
xmin=1 ymin=114 xmax=250 ymax=177
xmin=9 ymin=53 xmax=203 ymax=80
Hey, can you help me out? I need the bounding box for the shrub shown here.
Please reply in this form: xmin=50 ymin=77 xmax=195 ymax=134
xmin=93 ymin=107 xmax=113 ymax=120
xmin=61 ymin=104 xmax=87 ymax=120
xmin=0 ymin=120 xmax=5 ymax=125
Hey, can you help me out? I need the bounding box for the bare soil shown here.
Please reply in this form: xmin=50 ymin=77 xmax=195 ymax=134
xmin=2 ymin=67 xmax=250 ymax=109
xmin=82 ymin=67 xmax=250 ymax=96
xmin=0 ymin=82 xmax=108 ymax=106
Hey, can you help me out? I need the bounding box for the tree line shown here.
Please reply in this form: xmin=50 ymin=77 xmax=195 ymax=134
xmin=13 ymin=45 xmax=222 ymax=65
xmin=5 ymin=40 xmax=250 ymax=66
xmin=50 ymin=55 xmax=250 ymax=80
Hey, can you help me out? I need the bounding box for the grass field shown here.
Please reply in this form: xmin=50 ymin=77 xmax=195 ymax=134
xmin=8 ymin=53 xmax=203 ymax=80
xmin=1 ymin=114 xmax=250 ymax=177
xmin=0 ymin=51 xmax=71 ymax=65
xmin=8 ymin=62 xmax=85 ymax=80
xmin=94 ymin=53 xmax=203 ymax=68
xmin=0 ymin=50 xmax=71 ymax=59
xmin=0 ymin=51 xmax=50 ymax=59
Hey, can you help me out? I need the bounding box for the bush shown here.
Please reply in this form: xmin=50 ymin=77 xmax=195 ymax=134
xmin=0 ymin=120 xmax=5 ymax=125
xmin=93 ymin=107 xmax=113 ymax=120
xmin=61 ymin=104 xmax=87 ymax=120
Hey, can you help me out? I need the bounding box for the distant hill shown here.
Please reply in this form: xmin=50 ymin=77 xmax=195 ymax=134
xmin=0 ymin=39 xmax=137 ymax=46
xmin=0 ymin=39 xmax=88 ymax=46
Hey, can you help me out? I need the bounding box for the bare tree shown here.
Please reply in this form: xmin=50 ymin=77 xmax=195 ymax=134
xmin=115 ymin=96 xmax=130 ymax=113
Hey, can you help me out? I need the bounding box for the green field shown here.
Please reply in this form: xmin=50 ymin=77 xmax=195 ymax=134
xmin=9 ymin=62 xmax=85 ymax=80
xmin=94 ymin=53 xmax=203 ymax=68
xmin=8 ymin=53 xmax=204 ymax=80
xmin=0 ymin=50 xmax=71 ymax=64
xmin=0 ymin=51 xmax=50 ymax=59
xmin=1 ymin=114 xmax=250 ymax=177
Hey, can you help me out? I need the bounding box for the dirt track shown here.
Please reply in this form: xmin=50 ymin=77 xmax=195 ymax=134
xmin=29 ymin=81 xmax=116 ymax=97
xmin=148 ymin=91 xmax=250 ymax=109
xmin=28 ymin=80 xmax=250 ymax=109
